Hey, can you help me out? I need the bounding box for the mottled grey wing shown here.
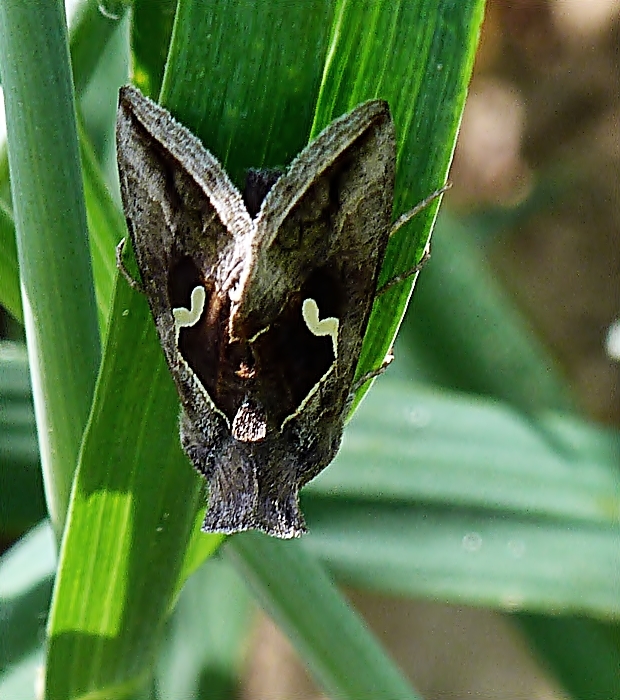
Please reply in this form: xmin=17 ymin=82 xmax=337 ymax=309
xmin=231 ymin=100 xmax=396 ymax=415
xmin=116 ymin=86 xmax=253 ymax=412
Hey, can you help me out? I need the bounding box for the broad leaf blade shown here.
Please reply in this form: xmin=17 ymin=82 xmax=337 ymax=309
xmin=46 ymin=281 xmax=211 ymax=700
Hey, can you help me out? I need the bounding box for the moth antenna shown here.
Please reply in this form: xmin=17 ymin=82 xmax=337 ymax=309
xmin=375 ymin=182 xmax=451 ymax=296
xmin=116 ymin=237 xmax=145 ymax=293
xmin=349 ymin=351 xmax=394 ymax=396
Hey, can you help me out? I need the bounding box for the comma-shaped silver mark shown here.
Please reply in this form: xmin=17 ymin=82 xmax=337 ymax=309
xmin=173 ymin=286 xmax=206 ymax=341
xmin=301 ymin=298 xmax=339 ymax=357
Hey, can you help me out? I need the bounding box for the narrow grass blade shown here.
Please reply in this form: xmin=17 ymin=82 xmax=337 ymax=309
xmin=0 ymin=1 xmax=101 ymax=538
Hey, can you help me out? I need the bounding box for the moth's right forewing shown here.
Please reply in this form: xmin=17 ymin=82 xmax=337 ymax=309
xmin=232 ymin=101 xmax=396 ymax=411
xmin=259 ymin=100 xmax=394 ymax=243
xmin=234 ymin=101 xmax=395 ymax=337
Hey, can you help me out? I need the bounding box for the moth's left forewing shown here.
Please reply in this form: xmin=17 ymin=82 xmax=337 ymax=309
xmin=116 ymin=86 xmax=255 ymax=433
xmin=116 ymin=87 xmax=253 ymax=324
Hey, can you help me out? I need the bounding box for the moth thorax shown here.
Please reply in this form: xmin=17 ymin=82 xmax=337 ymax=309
xmin=232 ymin=398 xmax=267 ymax=442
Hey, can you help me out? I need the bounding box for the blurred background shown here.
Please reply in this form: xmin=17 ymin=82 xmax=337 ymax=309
xmin=1 ymin=1 xmax=618 ymax=699
xmin=451 ymin=0 xmax=619 ymax=425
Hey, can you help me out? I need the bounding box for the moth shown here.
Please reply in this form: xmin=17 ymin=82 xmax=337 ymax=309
xmin=116 ymin=85 xmax=445 ymax=538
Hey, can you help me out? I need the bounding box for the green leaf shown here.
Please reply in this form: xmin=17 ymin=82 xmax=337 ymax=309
xmin=78 ymin=126 xmax=127 ymax=332
xmin=0 ymin=0 xmax=129 ymax=266
xmin=0 ymin=126 xmax=125 ymax=333
xmin=156 ymin=557 xmax=254 ymax=700
xmin=0 ymin=522 xmax=55 ymax=692
xmin=45 ymin=281 xmax=210 ymax=700
xmin=131 ymin=0 xmax=177 ymax=98
xmin=0 ymin=342 xmax=45 ymax=536
xmin=0 ymin=200 xmax=21 ymax=322
xmin=225 ymin=533 xmax=422 ymax=700
xmin=517 ymin=614 xmax=620 ymax=699
xmin=0 ymin=1 xmax=101 ymax=539
xmin=303 ymin=383 xmax=620 ymax=618
xmin=402 ymin=212 xmax=576 ymax=412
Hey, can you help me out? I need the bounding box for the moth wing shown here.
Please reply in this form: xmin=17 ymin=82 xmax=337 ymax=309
xmin=233 ymin=100 xmax=396 ymax=405
xmin=116 ymin=87 xmax=253 ymax=410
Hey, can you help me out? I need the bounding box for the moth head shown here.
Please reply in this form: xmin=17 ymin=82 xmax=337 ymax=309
xmin=242 ymin=168 xmax=282 ymax=218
